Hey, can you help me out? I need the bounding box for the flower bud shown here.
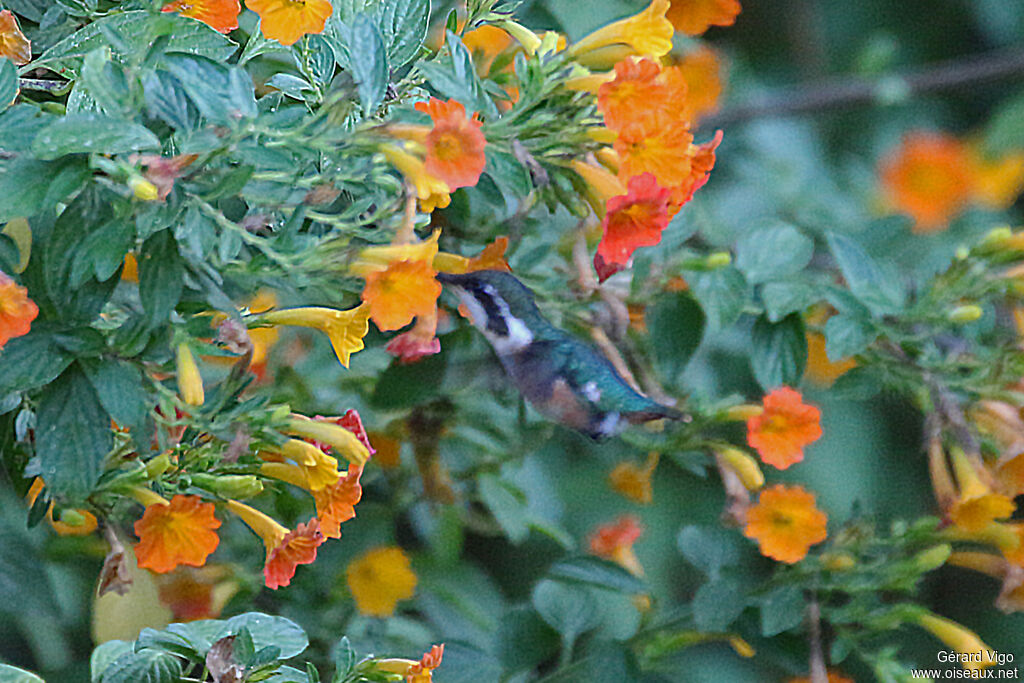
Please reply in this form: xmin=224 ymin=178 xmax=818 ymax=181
xmin=705 ymin=251 xmax=732 ymax=269
xmin=977 ymin=226 xmax=1013 ymax=252
xmin=723 ymin=404 xmax=764 ymax=421
xmin=191 ymin=473 xmax=264 ymax=499
xmin=145 ymin=452 xmax=173 ymax=479
xmin=176 ymin=342 xmax=205 ymax=406
xmin=947 ymin=304 xmax=982 ymax=323
xmin=715 ymin=447 xmax=764 ymax=491
xmin=129 ymin=176 xmax=159 ymax=202
xmin=820 ymin=551 xmax=856 ymax=571
xmin=912 ymin=543 xmax=952 ymax=572
xmin=496 ymin=20 xmax=542 ymax=55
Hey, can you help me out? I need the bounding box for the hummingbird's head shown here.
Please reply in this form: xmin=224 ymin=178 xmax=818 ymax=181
xmin=436 ymin=270 xmax=545 ymax=353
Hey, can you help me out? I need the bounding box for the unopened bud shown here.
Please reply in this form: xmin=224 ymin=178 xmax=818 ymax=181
xmin=496 ymin=20 xmax=542 ymax=55
xmin=947 ymin=304 xmax=983 ymax=323
xmin=176 ymin=342 xmax=205 ymax=406
xmin=705 ymin=252 xmax=732 ymax=269
xmin=129 ymin=176 xmax=159 ymax=202
xmin=954 ymin=246 xmax=970 ymax=261
xmin=144 ymin=453 xmax=173 ymax=479
xmin=191 ymin=473 xmax=264 ymax=499
xmin=56 ymin=508 xmax=88 ymax=527
xmin=913 ymin=543 xmax=952 ymax=572
xmin=977 ymin=226 xmax=1013 ymax=252
xmin=820 ymin=551 xmax=856 ymax=571
xmin=723 ymin=404 xmax=764 ymax=421
xmin=715 ymin=446 xmax=764 ymax=491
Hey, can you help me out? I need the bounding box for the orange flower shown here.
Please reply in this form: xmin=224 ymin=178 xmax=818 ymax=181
xmin=968 ymin=143 xmax=1024 ymax=210
xmin=386 ymin=308 xmax=441 ymax=363
xmin=0 ymin=10 xmax=31 ymax=66
xmin=0 ymin=271 xmax=38 ymax=350
xmin=667 ymin=0 xmax=741 ymax=35
xmin=25 ymin=478 xmax=98 ymax=536
xmin=743 ymin=484 xmax=827 ymax=563
xmin=948 ymin=448 xmax=1016 ymax=532
xmin=588 ymin=515 xmax=645 ymax=576
xmin=225 ymin=499 xmax=324 ymax=589
xmin=594 ymin=173 xmax=672 ymax=282
xmin=134 ymin=494 xmax=222 ymax=574
xmin=346 ymin=545 xmax=418 ymax=617
xmin=746 ymin=386 xmax=822 ymax=470
xmin=312 ymin=464 xmax=364 ymax=539
xmin=997 ymin=452 xmax=1024 ymax=497
xmin=667 ymin=130 xmax=723 ymax=211
xmin=463 ymin=25 xmax=514 ymax=76
xmin=161 ymin=0 xmax=240 ymax=33
xmin=377 ymin=644 xmax=445 ymax=683
xmin=155 ymin=566 xmax=236 ymax=621
xmin=434 ymin=236 xmax=512 ymax=274
xmin=805 ymin=331 xmax=856 ymax=386
xmin=414 ymin=98 xmax=487 ymax=190
xmin=615 ymin=121 xmax=696 ymax=189
xmin=672 ymin=46 xmax=723 ymax=123
xmin=597 ymin=57 xmax=684 ymax=131
xmin=609 ymin=452 xmax=659 ymax=504
xmin=246 ymin=0 xmax=332 ymax=46
xmin=362 ymin=259 xmax=442 ymax=332
xmin=878 ymin=131 xmax=973 ymax=233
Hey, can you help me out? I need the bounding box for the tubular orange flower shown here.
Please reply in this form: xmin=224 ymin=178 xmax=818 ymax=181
xmin=588 ymin=515 xmax=645 ymax=577
xmin=746 ymin=386 xmax=822 ymax=470
xmin=362 ymin=259 xmax=442 ymax=332
xmin=225 ymin=499 xmax=323 ymax=589
xmin=386 ymin=308 xmax=441 ymax=364
xmin=0 ymin=10 xmax=31 ymax=66
xmin=463 ymin=25 xmax=514 ymax=75
xmin=161 ymin=0 xmax=240 ymax=33
xmin=434 ymin=236 xmax=512 ymax=275
xmin=377 ymin=644 xmax=445 ymax=683
xmin=0 ymin=271 xmax=38 ymax=349
xmin=415 ymin=98 xmax=487 ymax=190
xmin=286 ymin=414 xmax=372 ymax=467
xmin=134 ymin=494 xmax=222 ymax=574
xmin=569 ymin=0 xmax=674 ymax=60
xmin=743 ymin=484 xmax=827 ymax=564
xmin=672 ymin=46 xmax=724 ymax=123
xmin=569 ymin=157 xmax=628 ymax=219
xmin=155 ymin=566 xmax=237 ymax=621
xmin=597 ymin=57 xmax=684 ymax=131
xmin=260 ymin=438 xmax=340 ymax=490
xmin=379 ymin=145 xmax=452 ymax=212
xmin=259 ymin=303 xmax=370 ymax=368
xmin=594 ymin=172 xmax=672 ymax=282
xmin=346 ymin=545 xmax=418 ymax=617
xmin=609 ymin=452 xmax=659 ymax=504
xmin=913 ymin=612 xmax=996 ymax=671
xmin=615 ymin=121 xmax=696 ymax=189
xmin=312 ymin=464 xmax=364 ymax=539
xmin=878 ymin=131 xmax=973 ymax=233
xmin=246 ymin=0 xmax=332 ymax=46
xmin=948 ymin=447 xmax=1016 ymax=532
xmin=666 ymin=0 xmax=742 ymax=36
xmin=667 ymin=130 xmax=723 ymax=212
xmin=997 ymin=452 xmax=1024 ymax=497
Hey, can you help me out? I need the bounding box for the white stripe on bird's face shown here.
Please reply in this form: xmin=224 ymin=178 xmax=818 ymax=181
xmin=457 ymin=284 xmax=533 ymax=355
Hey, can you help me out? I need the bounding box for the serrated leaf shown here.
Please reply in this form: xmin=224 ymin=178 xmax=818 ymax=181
xmin=377 ymin=0 xmax=430 ymax=66
xmin=163 ymin=54 xmax=256 ymax=125
xmin=760 ymin=585 xmax=805 ymax=637
xmin=823 ymin=314 xmax=876 ymax=361
xmin=32 ymin=113 xmax=160 ymax=159
xmin=138 ymin=229 xmax=184 ymax=328
xmin=692 ymin=577 xmax=746 ymax=632
xmin=99 ymin=649 xmax=183 ymax=683
xmin=341 ymin=15 xmax=389 ymax=115
xmin=735 ymin=223 xmax=814 ymax=283
xmin=35 ymin=364 xmax=111 ymax=501
xmin=750 ymin=313 xmax=806 ymax=390
xmin=0 ymin=330 xmax=74 ymax=392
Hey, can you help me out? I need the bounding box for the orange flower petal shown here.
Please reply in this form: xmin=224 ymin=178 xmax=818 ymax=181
xmin=0 ymin=10 xmax=31 ymax=66
xmin=747 ymin=386 xmax=822 ymax=470
xmin=594 ymin=172 xmax=672 ymax=281
xmin=161 ymin=0 xmax=240 ymax=33
xmin=246 ymin=0 xmax=332 ymax=46
xmin=588 ymin=515 xmax=643 ymax=556
xmin=743 ymin=484 xmax=827 ymax=563
xmin=134 ymin=495 xmax=222 ymax=574
xmin=346 ymin=545 xmax=418 ymax=617
xmin=361 ymin=259 xmax=442 ymax=332
xmin=666 ymin=0 xmax=741 ymax=36
xmin=672 ymin=46 xmax=724 ymax=123
xmin=415 ymin=98 xmax=488 ymax=190
xmin=0 ymin=271 xmax=38 ymax=349
xmin=879 ymin=131 xmax=973 ymax=233
xmin=312 ymin=464 xmax=364 ymax=539
xmin=598 ymin=57 xmax=683 ymax=131
xmin=264 ymin=518 xmax=325 ymax=589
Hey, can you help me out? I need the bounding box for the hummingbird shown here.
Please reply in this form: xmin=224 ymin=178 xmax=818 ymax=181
xmin=436 ymin=270 xmax=685 ymax=440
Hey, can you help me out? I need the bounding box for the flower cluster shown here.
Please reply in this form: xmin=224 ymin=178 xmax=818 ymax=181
xmin=160 ymin=0 xmax=331 ymax=45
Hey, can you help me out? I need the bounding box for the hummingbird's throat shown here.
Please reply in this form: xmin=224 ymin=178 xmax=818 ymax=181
xmin=456 ymin=286 xmax=533 ymax=354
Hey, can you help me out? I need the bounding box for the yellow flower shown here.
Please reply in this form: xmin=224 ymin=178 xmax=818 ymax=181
xmin=285 ymin=415 xmax=371 ymax=467
xmin=743 ymin=484 xmax=827 ymax=564
xmin=176 ymin=342 xmax=205 ymax=406
xmin=225 ymin=500 xmax=324 ymax=589
xmin=569 ymin=0 xmax=674 ymax=61
xmin=569 ymin=157 xmax=627 ymax=219
xmin=379 ymin=145 xmax=452 ymax=213
xmin=714 ymin=446 xmax=764 ymax=491
xmin=259 ymin=438 xmax=340 ymax=491
xmin=968 ymin=143 xmax=1024 ymax=210
xmin=805 ymin=331 xmax=856 ymax=387
xmin=259 ymin=303 xmax=370 ymax=368
xmin=914 ymin=611 xmax=997 ymax=671
xmin=948 ymin=447 xmax=1015 ymax=532
xmin=608 ymin=452 xmax=659 ymax=504
xmin=346 ymin=546 xmax=418 ymax=617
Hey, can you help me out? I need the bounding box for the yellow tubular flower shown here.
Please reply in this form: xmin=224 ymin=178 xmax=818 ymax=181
xmin=259 ymin=304 xmax=370 ymax=368
xmin=495 ymin=20 xmax=542 ymax=55
xmin=948 ymin=447 xmax=1015 ymax=532
xmin=715 ymin=446 xmax=765 ymax=491
xmin=350 ymin=229 xmax=441 ymax=276
xmin=225 ymin=499 xmax=287 ymax=552
xmin=176 ymin=342 xmax=205 ymax=406
xmin=379 ymin=145 xmax=451 ymax=210
xmin=563 ymin=71 xmax=617 ymax=93
xmin=285 ymin=416 xmax=371 ymax=467
xmin=914 ymin=612 xmax=997 ymax=671
xmin=568 ymin=0 xmax=673 ymax=60
xmin=569 ymin=158 xmax=627 ymax=218
xmin=260 ymin=462 xmax=311 ymax=489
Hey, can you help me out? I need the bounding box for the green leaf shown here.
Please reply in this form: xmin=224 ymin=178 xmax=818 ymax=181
xmin=547 ymin=556 xmax=646 ymax=594
xmin=69 ymin=219 xmax=134 ymax=286
xmin=0 ymin=329 xmax=74 ymax=392
xmin=377 ymin=0 xmax=430 ymax=66
xmin=0 ymin=58 xmax=18 ymax=111
xmin=36 ymin=10 xmax=237 ymax=79
xmin=648 ymin=292 xmax=705 ymax=386
xmin=341 ymin=15 xmax=389 ymax=115
xmin=35 ymin=364 xmax=111 ymax=501
xmin=163 ymin=54 xmax=256 ymax=125
xmin=138 ymin=229 xmax=185 ymax=328
xmin=0 ymin=104 xmax=55 ymax=154
xmin=0 ymin=664 xmax=45 ymax=683
xmin=0 ymin=156 xmax=91 ymax=223
xmin=417 ymin=31 xmax=498 ymax=119
xmin=760 ymin=585 xmax=805 ymax=637
xmin=826 ymin=232 xmax=904 ymax=314
xmin=99 ymin=649 xmax=183 ymax=683
xmin=497 ymin=606 xmax=560 ymax=673
xmin=477 ymin=473 xmax=530 ymax=543
xmin=761 ymin=280 xmax=817 ymax=322
xmin=82 ymin=359 xmax=152 ymax=443
xmin=79 ymin=47 xmax=133 ymax=118
xmin=217 ymin=613 xmax=308 ymax=659
xmin=735 ymin=223 xmax=814 ymax=284
xmin=142 ymin=69 xmax=196 ymax=131
xmin=531 ymin=579 xmax=599 ymax=643
xmin=484 ymin=148 xmax=533 ymax=200
xmin=32 ymin=113 xmax=160 ymax=159
xmin=0 ymin=515 xmax=60 ymax=619
xmin=750 ymin=313 xmax=807 ymax=390
xmin=91 ymin=641 xmax=134 ymax=683
xmin=676 ymin=525 xmax=741 ymax=578
xmin=690 ymin=267 xmax=748 ymax=331
xmin=692 ymin=577 xmax=746 ymax=632
xmin=329 ymin=636 xmax=356 ymax=683
xmin=824 ymin=314 xmax=876 ymax=361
